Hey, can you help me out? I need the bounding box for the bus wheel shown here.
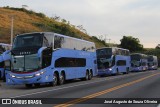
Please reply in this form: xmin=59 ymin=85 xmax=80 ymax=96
xmin=53 ymin=73 xmax=58 ymax=86
xmin=59 ymin=73 xmax=65 ymax=85
xmin=0 ymin=71 xmax=1 ymax=80
xmin=34 ymin=83 xmax=40 ymax=87
xmin=88 ymin=71 xmax=92 ymax=80
xmin=49 ymin=73 xmax=58 ymax=86
xmin=25 ymin=84 xmax=33 ymax=88
xmin=116 ymin=68 xmax=119 ymax=75
xmin=126 ymin=67 xmax=129 ymax=74
xmin=83 ymin=71 xmax=89 ymax=81
xmin=3 ymin=72 xmax=6 ymax=82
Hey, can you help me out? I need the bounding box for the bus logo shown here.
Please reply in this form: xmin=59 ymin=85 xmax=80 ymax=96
xmin=2 ymin=99 xmax=11 ymax=104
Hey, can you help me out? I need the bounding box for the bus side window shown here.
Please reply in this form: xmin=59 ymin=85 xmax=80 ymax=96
xmin=116 ymin=60 xmax=126 ymax=66
xmin=42 ymin=48 xmax=52 ymax=68
xmin=54 ymin=36 xmax=64 ymax=49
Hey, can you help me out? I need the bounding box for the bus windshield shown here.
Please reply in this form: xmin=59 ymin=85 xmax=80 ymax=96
xmin=13 ymin=34 xmax=43 ymax=49
xmin=97 ymin=48 xmax=112 ymax=58
xmin=131 ymin=61 xmax=141 ymax=67
xmin=11 ymin=54 xmax=41 ymax=72
xmin=131 ymin=54 xmax=141 ymax=61
xmin=148 ymin=56 xmax=153 ymax=62
xmin=97 ymin=58 xmax=112 ymax=69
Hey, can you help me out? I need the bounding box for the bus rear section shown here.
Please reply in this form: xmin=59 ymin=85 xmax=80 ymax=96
xmin=0 ymin=43 xmax=11 ymax=80
xmin=131 ymin=53 xmax=148 ymax=72
xmin=147 ymin=55 xmax=158 ymax=70
xmin=97 ymin=47 xmax=130 ymax=76
xmin=5 ymin=32 xmax=97 ymax=87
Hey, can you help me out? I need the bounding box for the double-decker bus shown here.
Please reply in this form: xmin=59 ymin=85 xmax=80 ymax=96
xmin=5 ymin=32 xmax=97 ymax=87
xmin=131 ymin=53 xmax=148 ymax=71
xmin=96 ymin=47 xmax=131 ymax=76
xmin=147 ymin=55 xmax=158 ymax=70
xmin=0 ymin=43 xmax=11 ymax=80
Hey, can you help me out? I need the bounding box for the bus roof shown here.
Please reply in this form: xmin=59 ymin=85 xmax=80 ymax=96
xmin=97 ymin=47 xmax=129 ymax=51
xmin=16 ymin=32 xmax=94 ymax=45
xmin=130 ymin=53 xmax=147 ymax=56
xmin=148 ymin=55 xmax=157 ymax=58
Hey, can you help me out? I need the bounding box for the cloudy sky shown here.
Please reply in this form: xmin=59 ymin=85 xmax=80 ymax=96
xmin=1 ymin=0 xmax=160 ymax=48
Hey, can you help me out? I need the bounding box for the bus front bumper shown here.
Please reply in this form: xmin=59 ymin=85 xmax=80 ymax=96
xmin=98 ymin=69 xmax=113 ymax=76
xmin=148 ymin=66 xmax=157 ymax=70
xmin=6 ymin=72 xmax=53 ymax=85
xmin=131 ymin=67 xmax=142 ymax=72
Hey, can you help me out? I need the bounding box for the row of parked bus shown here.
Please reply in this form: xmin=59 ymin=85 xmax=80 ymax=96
xmin=0 ymin=32 xmax=158 ymax=88
xmin=97 ymin=48 xmax=158 ymax=76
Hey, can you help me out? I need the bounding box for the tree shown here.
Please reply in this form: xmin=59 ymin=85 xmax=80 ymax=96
xmin=120 ymin=36 xmax=143 ymax=52
xmin=155 ymin=44 xmax=160 ymax=49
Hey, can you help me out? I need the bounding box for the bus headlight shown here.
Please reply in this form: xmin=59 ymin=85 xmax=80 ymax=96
xmin=10 ymin=74 xmax=16 ymax=78
xmin=35 ymin=73 xmax=41 ymax=76
xmin=35 ymin=70 xmax=45 ymax=76
xmin=109 ymin=68 xmax=112 ymax=71
xmin=40 ymin=71 xmax=45 ymax=74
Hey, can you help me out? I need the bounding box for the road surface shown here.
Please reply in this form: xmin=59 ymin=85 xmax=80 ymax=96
xmin=0 ymin=70 xmax=160 ymax=107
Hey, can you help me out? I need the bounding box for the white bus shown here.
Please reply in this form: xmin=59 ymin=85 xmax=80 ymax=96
xmin=147 ymin=55 xmax=158 ymax=70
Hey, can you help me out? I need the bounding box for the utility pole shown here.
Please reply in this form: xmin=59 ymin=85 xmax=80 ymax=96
xmin=104 ymin=34 xmax=111 ymax=47
xmin=106 ymin=38 xmax=111 ymax=47
xmin=0 ymin=11 xmax=15 ymax=45
xmin=10 ymin=16 xmax=14 ymax=45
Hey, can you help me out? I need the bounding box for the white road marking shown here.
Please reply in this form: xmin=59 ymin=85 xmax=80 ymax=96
xmin=10 ymin=71 xmax=150 ymax=98
xmin=157 ymin=104 xmax=160 ymax=107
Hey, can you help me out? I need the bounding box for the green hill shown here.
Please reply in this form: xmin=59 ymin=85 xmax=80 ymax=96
xmin=0 ymin=7 xmax=108 ymax=48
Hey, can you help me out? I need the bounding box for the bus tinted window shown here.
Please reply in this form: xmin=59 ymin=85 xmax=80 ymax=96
xmin=55 ymin=57 xmax=86 ymax=67
xmin=148 ymin=56 xmax=153 ymax=61
xmin=13 ymin=34 xmax=43 ymax=49
xmin=54 ymin=35 xmax=64 ymax=49
xmin=131 ymin=54 xmax=141 ymax=61
xmin=116 ymin=60 xmax=126 ymax=66
xmin=97 ymin=48 xmax=112 ymax=56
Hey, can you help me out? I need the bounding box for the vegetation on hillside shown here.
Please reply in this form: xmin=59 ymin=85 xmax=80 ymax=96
xmin=0 ymin=6 xmax=109 ymax=48
xmin=1 ymin=7 xmax=160 ymax=64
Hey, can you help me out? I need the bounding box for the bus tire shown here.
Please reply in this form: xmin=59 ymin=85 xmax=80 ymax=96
xmin=34 ymin=83 xmax=40 ymax=87
xmin=53 ymin=73 xmax=58 ymax=86
xmin=124 ymin=67 xmax=129 ymax=74
xmin=126 ymin=67 xmax=129 ymax=74
xmin=82 ymin=71 xmax=89 ymax=81
xmin=2 ymin=71 xmax=6 ymax=82
xmin=49 ymin=73 xmax=58 ymax=86
xmin=116 ymin=68 xmax=119 ymax=75
xmin=59 ymin=73 xmax=65 ymax=85
xmin=88 ymin=70 xmax=92 ymax=80
xmin=25 ymin=84 xmax=33 ymax=88
xmin=0 ymin=71 xmax=1 ymax=80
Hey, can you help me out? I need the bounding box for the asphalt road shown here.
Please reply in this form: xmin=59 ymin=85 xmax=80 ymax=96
xmin=0 ymin=70 xmax=160 ymax=107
